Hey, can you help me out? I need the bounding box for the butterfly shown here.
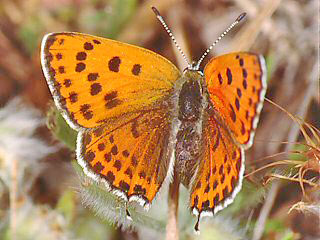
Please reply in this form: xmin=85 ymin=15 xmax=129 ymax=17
xmin=40 ymin=7 xmax=266 ymax=232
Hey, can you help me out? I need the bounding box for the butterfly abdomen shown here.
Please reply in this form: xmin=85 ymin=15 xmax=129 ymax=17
xmin=175 ymin=122 xmax=201 ymax=186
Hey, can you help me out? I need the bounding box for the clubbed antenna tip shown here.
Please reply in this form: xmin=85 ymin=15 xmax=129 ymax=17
xmin=151 ymin=6 xmax=160 ymax=16
xmin=236 ymin=12 xmax=247 ymax=22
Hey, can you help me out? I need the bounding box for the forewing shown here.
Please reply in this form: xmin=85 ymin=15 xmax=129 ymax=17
xmin=204 ymin=52 xmax=267 ymax=148
xmin=77 ymin=106 xmax=173 ymax=207
xmin=41 ymin=32 xmax=180 ymax=130
xmin=190 ymin=115 xmax=244 ymax=218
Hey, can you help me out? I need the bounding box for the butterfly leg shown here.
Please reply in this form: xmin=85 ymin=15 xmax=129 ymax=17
xmin=125 ymin=202 xmax=132 ymax=221
xmin=194 ymin=215 xmax=200 ymax=234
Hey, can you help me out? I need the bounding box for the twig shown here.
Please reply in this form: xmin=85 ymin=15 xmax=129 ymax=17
xmin=265 ymin=173 xmax=318 ymax=187
xmin=165 ymin=169 xmax=180 ymax=240
xmin=9 ymin=153 xmax=17 ymax=240
xmin=252 ymin=181 xmax=279 ymax=240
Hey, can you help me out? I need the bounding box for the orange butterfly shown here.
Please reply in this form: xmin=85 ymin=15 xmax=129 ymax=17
xmin=41 ymin=8 xmax=266 ymax=232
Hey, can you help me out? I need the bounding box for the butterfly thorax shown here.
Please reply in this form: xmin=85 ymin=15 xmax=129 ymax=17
xmin=178 ymin=71 xmax=203 ymax=121
xmin=175 ymin=70 xmax=207 ymax=187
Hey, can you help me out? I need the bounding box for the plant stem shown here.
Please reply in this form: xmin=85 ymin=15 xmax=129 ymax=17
xmin=10 ymin=154 xmax=17 ymax=240
xmin=166 ymin=169 xmax=180 ymax=240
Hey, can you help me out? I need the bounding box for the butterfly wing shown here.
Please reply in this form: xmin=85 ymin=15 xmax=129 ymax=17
xmin=78 ymin=105 xmax=173 ymax=207
xmin=190 ymin=52 xmax=267 ymax=227
xmin=41 ymin=32 xmax=180 ymax=206
xmin=41 ymin=32 xmax=180 ymax=130
xmin=204 ymin=52 xmax=267 ymax=149
xmin=190 ymin=114 xmax=244 ymax=219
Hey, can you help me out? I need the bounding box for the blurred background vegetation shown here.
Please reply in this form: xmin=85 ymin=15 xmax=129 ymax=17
xmin=0 ymin=0 xmax=318 ymax=240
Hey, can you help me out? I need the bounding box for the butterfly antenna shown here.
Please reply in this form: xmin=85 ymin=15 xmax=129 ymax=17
xmin=152 ymin=7 xmax=191 ymax=69
xmin=194 ymin=12 xmax=247 ymax=70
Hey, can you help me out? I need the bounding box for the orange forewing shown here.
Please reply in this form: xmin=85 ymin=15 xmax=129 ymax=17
xmin=204 ymin=52 xmax=266 ymax=148
xmin=41 ymin=32 xmax=180 ymax=130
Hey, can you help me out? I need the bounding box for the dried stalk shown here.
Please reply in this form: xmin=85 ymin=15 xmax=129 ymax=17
xmin=10 ymin=153 xmax=17 ymax=240
xmin=165 ymin=169 xmax=180 ymax=240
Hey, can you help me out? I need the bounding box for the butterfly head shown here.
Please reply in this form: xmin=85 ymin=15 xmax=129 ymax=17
xmin=182 ymin=67 xmax=204 ymax=79
xmin=183 ymin=61 xmax=204 ymax=75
